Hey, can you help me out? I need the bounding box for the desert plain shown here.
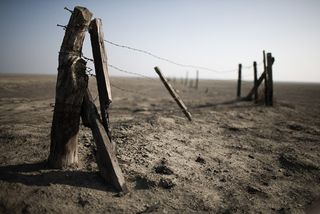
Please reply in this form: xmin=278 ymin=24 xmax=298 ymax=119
xmin=0 ymin=74 xmax=320 ymax=213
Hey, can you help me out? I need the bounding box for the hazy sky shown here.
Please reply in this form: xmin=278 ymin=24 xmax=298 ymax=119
xmin=0 ymin=0 xmax=319 ymax=82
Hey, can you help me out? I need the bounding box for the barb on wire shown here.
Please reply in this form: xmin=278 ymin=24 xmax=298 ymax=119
xmin=105 ymin=40 xmax=237 ymax=73
xmin=86 ymin=66 xmax=96 ymax=77
xmin=64 ymin=7 xmax=73 ymax=13
xmin=241 ymin=61 xmax=264 ymax=73
xmin=57 ymin=24 xmax=67 ymax=30
xmin=82 ymin=55 xmax=94 ymax=62
xmin=108 ymin=64 xmax=155 ymax=81
xmin=86 ymin=67 xmax=93 ymax=73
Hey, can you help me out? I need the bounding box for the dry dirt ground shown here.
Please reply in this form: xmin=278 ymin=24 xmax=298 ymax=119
xmin=0 ymin=74 xmax=319 ymax=214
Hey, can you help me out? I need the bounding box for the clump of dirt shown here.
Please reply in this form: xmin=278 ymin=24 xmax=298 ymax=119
xmin=153 ymin=158 xmax=174 ymax=175
xmin=158 ymin=178 xmax=175 ymax=189
xmin=134 ymin=175 xmax=157 ymax=190
xmin=195 ymin=155 xmax=206 ymax=164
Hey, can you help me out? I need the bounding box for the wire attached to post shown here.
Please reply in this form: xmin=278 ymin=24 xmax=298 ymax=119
xmin=64 ymin=7 xmax=73 ymax=13
xmin=57 ymin=24 xmax=67 ymax=30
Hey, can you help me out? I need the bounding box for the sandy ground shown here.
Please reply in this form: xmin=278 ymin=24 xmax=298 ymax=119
xmin=0 ymin=74 xmax=319 ymax=214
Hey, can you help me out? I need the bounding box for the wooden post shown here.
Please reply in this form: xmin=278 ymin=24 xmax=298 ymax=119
xmin=195 ymin=70 xmax=199 ymax=89
xmin=89 ymin=18 xmax=113 ymax=140
xmin=154 ymin=67 xmax=192 ymax=121
xmin=237 ymin=64 xmax=242 ymax=98
xmin=244 ymin=71 xmax=266 ymax=100
xmin=48 ymin=7 xmax=92 ymax=168
xmin=263 ymin=50 xmax=269 ymax=105
xmin=266 ymin=53 xmax=274 ymax=106
xmin=81 ymin=90 xmax=128 ymax=193
xmin=253 ymin=61 xmax=258 ymax=103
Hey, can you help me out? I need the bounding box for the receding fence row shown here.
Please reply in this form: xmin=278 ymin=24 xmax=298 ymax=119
xmin=50 ymin=6 xmax=276 ymax=193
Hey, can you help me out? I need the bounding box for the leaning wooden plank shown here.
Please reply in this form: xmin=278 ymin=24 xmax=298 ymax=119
xmin=48 ymin=6 xmax=92 ymax=168
xmin=154 ymin=67 xmax=192 ymax=121
xmin=89 ymin=18 xmax=112 ymax=137
xmin=81 ymin=89 xmax=128 ymax=193
xmin=244 ymin=71 xmax=266 ymax=101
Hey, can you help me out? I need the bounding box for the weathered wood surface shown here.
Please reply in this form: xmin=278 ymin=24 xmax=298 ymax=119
xmin=253 ymin=61 xmax=258 ymax=103
xmin=266 ymin=53 xmax=275 ymax=106
xmin=154 ymin=67 xmax=192 ymax=121
xmin=237 ymin=64 xmax=242 ymax=98
xmin=48 ymin=6 xmax=92 ymax=168
xmin=89 ymin=18 xmax=112 ymax=138
xmin=263 ymin=50 xmax=269 ymax=105
xmin=81 ymin=89 xmax=128 ymax=193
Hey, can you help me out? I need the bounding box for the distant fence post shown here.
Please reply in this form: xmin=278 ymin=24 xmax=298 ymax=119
xmin=243 ymin=50 xmax=274 ymax=106
xmin=266 ymin=53 xmax=275 ymax=106
xmin=154 ymin=67 xmax=192 ymax=121
xmin=263 ymin=50 xmax=268 ymax=105
xmin=253 ymin=61 xmax=258 ymax=103
xmin=237 ymin=64 xmax=242 ymax=98
xmin=195 ymin=70 xmax=199 ymax=89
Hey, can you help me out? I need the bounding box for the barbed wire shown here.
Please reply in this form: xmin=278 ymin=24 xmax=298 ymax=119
xmin=104 ymin=40 xmax=242 ymax=73
xmin=57 ymin=24 xmax=67 ymax=30
xmin=80 ymin=53 xmax=156 ymax=80
xmin=111 ymin=82 xmax=150 ymax=97
xmin=58 ymin=6 xmax=265 ymax=82
xmin=85 ymin=66 xmax=150 ymax=99
xmin=64 ymin=7 xmax=73 ymax=14
xmin=108 ymin=64 xmax=155 ymax=81
xmin=82 ymin=55 xmax=94 ymax=62
xmin=80 ymin=40 xmax=263 ymax=80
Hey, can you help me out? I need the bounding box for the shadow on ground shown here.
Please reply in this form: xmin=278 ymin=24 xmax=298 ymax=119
xmin=0 ymin=162 xmax=115 ymax=192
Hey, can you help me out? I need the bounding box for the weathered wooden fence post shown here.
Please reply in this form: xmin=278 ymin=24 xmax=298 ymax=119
xmin=237 ymin=64 xmax=242 ymax=98
xmin=244 ymin=69 xmax=266 ymax=101
xmin=154 ymin=67 xmax=192 ymax=121
xmin=266 ymin=53 xmax=274 ymax=106
xmin=195 ymin=70 xmax=199 ymax=89
xmin=253 ymin=61 xmax=258 ymax=103
xmin=263 ymin=50 xmax=269 ymax=105
xmin=89 ymin=18 xmax=113 ymax=141
xmin=48 ymin=7 xmax=92 ymax=168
